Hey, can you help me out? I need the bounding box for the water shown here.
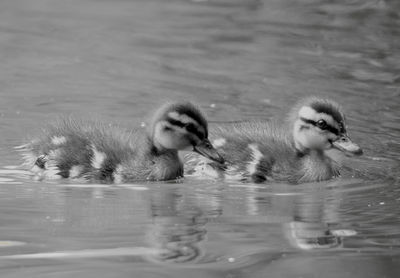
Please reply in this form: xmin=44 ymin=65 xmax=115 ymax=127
xmin=0 ymin=0 xmax=399 ymax=277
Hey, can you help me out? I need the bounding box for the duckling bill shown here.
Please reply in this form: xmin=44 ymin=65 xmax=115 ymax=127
xmin=19 ymin=102 xmax=224 ymax=182
xmin=186 ymin=97 xmax=362 ymax=184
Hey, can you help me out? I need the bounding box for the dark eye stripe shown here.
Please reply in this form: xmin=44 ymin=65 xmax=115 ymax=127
xmin=167 ymin=117 xmax=186 ymax=128
xmin=300 ymin=117 xmax=339 ymax=135
xmin=166 ymin=117 xmax=204 ymax=139
xmin=186 ymin=123 xmax=204 ymax=140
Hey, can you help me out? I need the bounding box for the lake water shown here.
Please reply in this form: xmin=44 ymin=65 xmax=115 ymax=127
xmin=0 ymin=0 xmax=399 ymax=277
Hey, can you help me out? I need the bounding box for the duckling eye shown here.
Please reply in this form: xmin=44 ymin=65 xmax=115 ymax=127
xmin=185 ymin=123 xmax=194 ymax=131
xmin=316 ymin=119 xmax=328 ymax=130
xmin=339 ymin=122 xmax=346 ymax=133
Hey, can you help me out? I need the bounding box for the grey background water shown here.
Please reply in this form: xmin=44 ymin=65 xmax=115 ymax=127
xmin=0 ymin=0 xmax=399 ymax=277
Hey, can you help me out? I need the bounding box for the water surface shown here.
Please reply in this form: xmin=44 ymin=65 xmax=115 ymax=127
xmin=0 ymin=0 xmax=399 ymax=277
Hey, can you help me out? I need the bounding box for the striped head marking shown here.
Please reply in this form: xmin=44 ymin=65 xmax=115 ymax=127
xmin=293 ymin=98 xmax=362 ymax=155
xmin=152 ymin=102 xmax=224 ymax=163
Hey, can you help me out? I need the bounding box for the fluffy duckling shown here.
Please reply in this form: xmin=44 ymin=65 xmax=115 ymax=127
xmin=19 ymin=102 xmax=224 ymax=182
xmin=186 ymin=97 xmax=362 ymax=184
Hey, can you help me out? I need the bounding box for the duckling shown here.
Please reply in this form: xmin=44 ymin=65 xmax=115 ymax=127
xmin=186 ymin=97 xmax=362 ymax=184
xmin=19 ymin=102 xmax=224 ymax=182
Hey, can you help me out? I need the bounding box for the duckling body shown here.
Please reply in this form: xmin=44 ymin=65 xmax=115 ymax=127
xmin=20 ymin=102 xmax=224 ymax=183
xmin=186 ymin=98 xmax=362 ymax=184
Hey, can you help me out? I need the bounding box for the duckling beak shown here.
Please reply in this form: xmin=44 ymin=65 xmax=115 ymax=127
xmin=193 ymin=139 xmax=225 ymax=164
xmin=332 ymin=134 xmax=363 ymax=156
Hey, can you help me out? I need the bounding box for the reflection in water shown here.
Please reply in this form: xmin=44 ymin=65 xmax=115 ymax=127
xmin=286 ymin=221 xmax=342 ymax=250
xmin=142 ymin=180 xmax=365 ymax=266
xmin=0 ymin=176 xmax=398 ymax=278
xmin=286 ymin=184 xmax=344 ymax=250
xmin=224 ymin=181 xmax=359 ymax=252
xmin=146 ymin=187 xmax=221 ymax=263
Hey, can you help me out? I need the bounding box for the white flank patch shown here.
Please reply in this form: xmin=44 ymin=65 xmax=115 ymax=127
xmin=246 ymin=144 xmax=263 ymax=175
xmin=69 ymin=165 xmax=83 ymax=178
xmin=212 ymin=138 xmax=226 ymax=148
xmin=51 ymin=136 xmax=67 ymax=145
xmin=113 ymin=164 xmax=123 ymax=183
xmin=43 ymin=161 xmax=61 ymax=180
xmin=91 ymin=145 xmax=106 ymax=169
xmin=48 ymin=149 xmax=62 ymax=159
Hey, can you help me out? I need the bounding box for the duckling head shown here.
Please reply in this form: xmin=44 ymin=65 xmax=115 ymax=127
xmin=150 ymin=102 xmax=225 ymax=164
xmin=290 ymin=97 xmax=363 ymax=156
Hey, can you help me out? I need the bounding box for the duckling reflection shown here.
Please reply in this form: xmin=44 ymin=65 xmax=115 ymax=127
xmin=284 ymin=184 xmax=344 ymax=250
xmin=145 ymin=187 xmax=221 ymax=263
xmin=230 ymin=182 xmax=353 ymax=251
